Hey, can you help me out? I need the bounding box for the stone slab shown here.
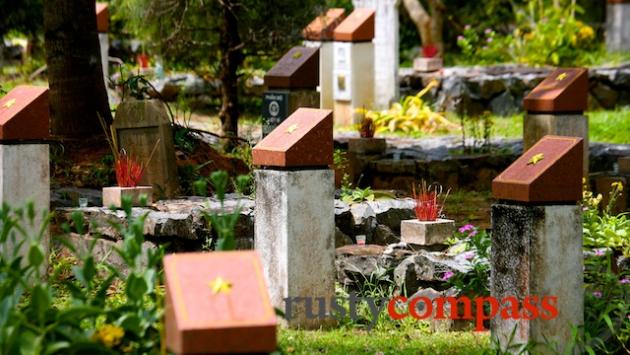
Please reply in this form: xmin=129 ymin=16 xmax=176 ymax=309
xmin=493 ymin=135 xmax=583 ymax=203
xmin=523 ymin=68 xmax=588 ymax=113
xmin=523 ymin=113 xmax=588 ymax=174
xmin=164 ymin=251 xmax=277 ymax=354
xmin=400 ymin=218 xmax=455 ymax=246
xmin=0 ymin=86 xmax=49 ymax=141
xmin=102 ymin=186 xmax=153 ymax=208
xmin=253 ymin=108 xmax=333 ymax=168
xmin=348 ymin=138 xmax=386 ymax=155
xmin=264 ymin=46 xmax=319 ymax=89
xmin=413 ymin=57 xmax=443 ymax=73
xmin=96 ymin=2 xmax=109 ymax=33
xmin=491 ymin=203 xmax=583 ymax=354
xmin=333 ymin=8 xmax=375 ymax=42
xmin=302 ymin=8 xmax=346 ymax=41
xmin=254 ymin=169 xmax=335 ymax=328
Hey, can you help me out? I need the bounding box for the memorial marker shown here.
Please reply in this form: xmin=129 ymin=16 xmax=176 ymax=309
xmin=96 ymin=3 xmax=110 ymax=94
xmin=262 ymin=46 xmax=320 ymax=136
xmin=606 ymin=0 xmax=630 ymax=52
xmin=302 ymin=8 xmax=346 ymax=111
xmin=490 ymin=135 xmax=583 ymax=354
xmin=522 ymin=68 xmax=589 ymax=174
xmin=332 ymin=8 xmax=375 ymax=126
xmin=253 ymin=108 xmax=335 ymax=328
xmin=164 ymin=251 xmax=277 ymax=354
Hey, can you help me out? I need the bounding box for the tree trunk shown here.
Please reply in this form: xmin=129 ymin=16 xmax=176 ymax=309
xmin=402 ymin=0 xmax=445 ymax=56
xmin=44 ymin=0 xmax=112 ymax=138
xmin=218 ymin=1 xmax=243 ymax=149
xmin=428 ymin=0 xmax=445 ymax=56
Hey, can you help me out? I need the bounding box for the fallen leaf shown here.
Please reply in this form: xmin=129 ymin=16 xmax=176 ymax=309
xmin=527 ymin=153 xmax=545 ymax=166
xmin=208 ymin=276 xmax=232 ymax=295
xmin=2 ymin=98 xmax=16 ymax=109
xmin=286 ymin=124 xmax=298 ymax=134
xmin=555 ymin=72 xmax=568 ymax=81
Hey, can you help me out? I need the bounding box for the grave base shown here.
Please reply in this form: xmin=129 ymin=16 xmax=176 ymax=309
xmin=102 ymin=186 xmax=153 ymax=208
xmin=523 ymin=113 xmax=588 ymax=173
xmin=606 ymin=2 xmax=630 ymax=52
xmin=348 ymin=138 xmax=386 ymax=155
xmin=255 ymin=169 xmax=335 ymax=329
xmin=413 ymin=57 xmax=443 ymax=72
xmin=491 ymin=203 xmax=582 ymax=354
xmin=401 ymin=218 xmax=455 ymax=246
xmin=0 ymin=144 xmax=50 ymax=271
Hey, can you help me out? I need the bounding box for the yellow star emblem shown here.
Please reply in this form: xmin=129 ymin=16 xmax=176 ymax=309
xmin=527 ymin=153 xmax=545 ymax=166
xmin=2 ymin=99 xmax=16 ymax=109
xmin=292 ymin=51 xmax=303 ymax=59
xmin=555 ymin=73 xmax=568 ymax=81
xmin=208 ymin=276 xmax=232 ymax=295
xmin=286 ymin=124 xmax=298 ymax=134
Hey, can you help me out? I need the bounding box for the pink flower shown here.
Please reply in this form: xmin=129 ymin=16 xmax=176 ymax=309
xmin=484 ymin=28 xmax=492 ymax=34
xmin=463 ymin=251 xmax=475 ymax=260
xmin=486 ymin=37 xmax=493 ymax=43
xmin=458 ymin=224 xmax=474 ymax=233
xmin=592 ymin=291 xmax=602 ymax=298
xmin=469 ymin=230 xmax=478 ymax=237
xmin=594 ymin=249 xmax=605 ymax=256
xmin=621 ymin=278 xmax=630 ymax=284
xmin=457 ymin=35 xmax=465 ymax=42
xmin=464 ymin=25 xmax=471 ymax=30
xmin=442 ymin=271 xmax=455 ymax=281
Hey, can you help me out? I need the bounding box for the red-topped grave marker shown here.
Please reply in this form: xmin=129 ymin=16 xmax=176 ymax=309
xmin=493 ymin=135 xmax=583 ymax=203
xmin=0 ymin=86 xmax=49 ymax=141
xmin=523 ymin=68 xmax=588 ymax=113
xmin=333 ymin=8 xmax=375 ymax=42
xmin=164 ymin=251 xmax=277 ymax=354
xmin=264 ymin=46 xmax=319 ymax=89
xmin=303 ymin=8 xmax=346 ymax=41
xmin=253 ymin=108 xmax=333 ymax=167
xmin=96 ymin=2 xmax=109 ymax=33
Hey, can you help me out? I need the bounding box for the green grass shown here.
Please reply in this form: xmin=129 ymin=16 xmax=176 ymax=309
xmin=279 ymin=328 xmax=491 ymax=354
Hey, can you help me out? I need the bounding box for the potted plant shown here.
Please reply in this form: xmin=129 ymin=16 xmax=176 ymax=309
xmin=400 ymin=180 xmax=454 ymax=246
xmin=99 ymin=114 xmax=157 ymax=208
xmin=413 ymin=44 xmax=443 ymax=73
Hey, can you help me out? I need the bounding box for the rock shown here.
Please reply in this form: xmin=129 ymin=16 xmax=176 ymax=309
xmin=591 ymin=82 xmax=619 ymax=109
xmin=489 ymin=91 xmax=520 ymax=116
xmin=51 ymin=187 xmax=102 ymax=208
xmin=367 ymin=199 xmax=416 ymax=234
xmin=372 ymin=224 xmax=399 ymax=245
xmin=408 ymin=287 xmax=473 ymax=332
xmin=335 ymin=244 xmax=386 ymax=288
xmin=393 ymin=251 xmax=471 ymax=291
xmin=335 ymin=227 xmax=354 ymax=247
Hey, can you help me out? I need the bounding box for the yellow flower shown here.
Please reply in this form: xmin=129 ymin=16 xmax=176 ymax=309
xmin=577 ymin=25 xmax=594 ymax=41
xmin=612 ymin=181 xmax=624 ymax=192
xmin=92 ymin=324 xmax=125 ymax=348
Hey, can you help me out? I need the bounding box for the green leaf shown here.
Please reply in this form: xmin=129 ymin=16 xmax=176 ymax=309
xmin=28 ymin=243 xmax=44 ymax=268
xmin=126 ymin=273 xmax=149 ymax=301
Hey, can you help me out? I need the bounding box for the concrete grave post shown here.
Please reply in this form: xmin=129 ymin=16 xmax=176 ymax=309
xmin=302 ymin=8 xmax=347 ymax=111
xmin=262 ymin=47 xmax=320 ymax=137
xmin=353 ymin=0 xmax=399 ymax=109
xmin=491 ymin=135 xmax=584 ymax=354
xmin=96 ymin=3 xmax=109 ymax=89
xmin=606 ymin=0 xmax=630 ymax=52
xmin=113 ymin=99 xmax=178 ymax=198
xmin=253 ymin=108 xmax=335 ymax=329
xmin=164 ymin=251 xmax=277 ymax=354
xmin=523 ymin=68 xmax=589 ymax=174
xmin=332 ymin=8 xmax=375 ymax=126
xmin=0 ymin=86 xmax=50 ymax=272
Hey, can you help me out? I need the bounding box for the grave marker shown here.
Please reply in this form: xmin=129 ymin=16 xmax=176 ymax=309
xmin=332 ymin=8 xmax=375 ymax=126
xmin=164 ymin=251 xmax=277 ymax=354
xmin=522 ymin=68 xmax=588 ymax=174
xmin=262 ymin=46 xmax=320 ymax=136
xmin=0 ymin=86 xmax=50 ymax=272
xmin=490 ymin=135 xmax=583 ymax=354
xmin=113 ymin=99 xmax=178 ymax=198
xmin=253 ymin=108 xmax=335 ymax=328
xmin=606 ymin=0 xmax=630 ymax=52
xmin=302 ymin=8 xmax=346 ymax=111
xmin=96 ymin=3 xmax=110 ymax=91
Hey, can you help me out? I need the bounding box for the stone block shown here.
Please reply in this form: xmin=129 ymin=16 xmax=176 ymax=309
xmin=413 ymin=57 xmax=443 ymax=73
xmin=523 ymin=114 xmax=588 ymax=173
xmin=102 ymin=186 xmax=153 ymax=208
xmin=491 ymin=204 xmax=583 ymax=354
xmin=0 ymin=86 xmax=49 ymax=140
xmin=348 ymin=138 xmax=386 ymax=155
xmin=333 ymin=41 xmax=374 ymax=126
xmin=0 ymin=144 xmax=50 ymax=272
xmin=606 ymin=2 xmax=630 ymax=52
xmin=523 ymin=68 xmax=588 ymax=113
xmin=164 ymin=251 xmax=277 ymax=354
xmin=255 ymin=169 xmax=335 ymax=328
xmin=264 ymin=46 xmax=319 ymax=89
xmin=333 ymin=8 xmax=375 ymax=42
xmin=113 ymin=99 xmax=179 ymax=198
xmin=302 ymin=8 xmax=346 ymax=41
xmin=618 ymin=156 xmax=630 ymax=174
xmin=400 ymin=219 xmax=455 ymax=246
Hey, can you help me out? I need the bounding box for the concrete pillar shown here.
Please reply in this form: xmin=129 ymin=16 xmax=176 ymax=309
xmin=254 ymin=169 xmax=335 ymax=328
xmin=332 ymin=41 xmax=374 ymax=125
xmin=305 ymin=40 xmax=335 ymax=110
xmin=523 ymin=114 xmax=588 ymax=173
xmin=606 ymin=1 xmax=630 ymax=52
xmin=0 ymin=144 xmax=50 ymax=273
xmin=491 ymin=204 xmax=583 ymax=354
xmin=99 ymin=33 xmax=109 ymax=86
xmin=353 ymin=0 xmax=400 ymax=109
